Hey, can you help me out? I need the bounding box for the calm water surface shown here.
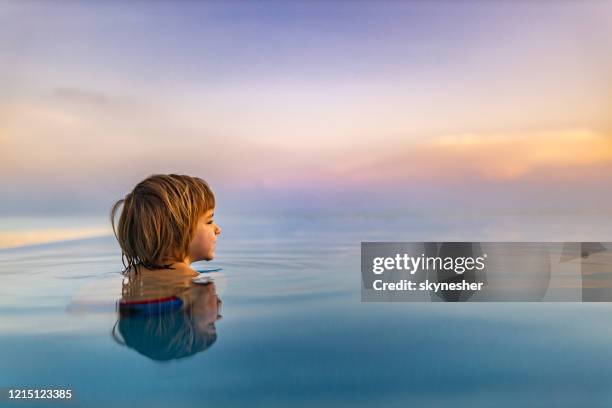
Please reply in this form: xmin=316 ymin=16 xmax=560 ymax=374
xmin=1 ymin=212 xmax=612 ymax=407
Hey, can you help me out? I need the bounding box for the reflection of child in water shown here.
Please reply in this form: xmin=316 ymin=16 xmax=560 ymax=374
xmin=114 ymin=281 xmax=221 ymax=361
xmin=110 ymin=174 xmax=223 ymax=360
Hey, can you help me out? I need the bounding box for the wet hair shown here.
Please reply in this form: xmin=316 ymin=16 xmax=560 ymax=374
xmin=111 ymin=174 xmax=215 ymax=272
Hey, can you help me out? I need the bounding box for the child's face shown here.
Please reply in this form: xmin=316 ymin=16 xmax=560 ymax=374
xmin=188 ymin=209 xmax=221 ymax=262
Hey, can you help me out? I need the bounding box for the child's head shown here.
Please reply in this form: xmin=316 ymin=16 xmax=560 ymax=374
xmin=111 ymin=174 xmax=220 ymax=271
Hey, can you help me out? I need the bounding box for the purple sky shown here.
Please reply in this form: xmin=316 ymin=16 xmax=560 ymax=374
xmin=1 ymin=1 xmax=611 ymax=215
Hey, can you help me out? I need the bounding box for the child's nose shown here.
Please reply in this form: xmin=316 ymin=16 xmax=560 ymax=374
xmin=215 ymin=226 xmax=221 ymax=235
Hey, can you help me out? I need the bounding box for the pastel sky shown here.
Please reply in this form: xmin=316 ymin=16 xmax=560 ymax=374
xmin=1 ymin=1 xmax=612 ymax=215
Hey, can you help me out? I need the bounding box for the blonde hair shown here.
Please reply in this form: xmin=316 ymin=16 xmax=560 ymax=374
xmin=111 ymin=174 xmax=215 ymax=272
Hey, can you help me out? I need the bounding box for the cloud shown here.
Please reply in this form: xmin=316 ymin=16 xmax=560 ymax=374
xmin=53 ymin=87 xmax=112 ymax=107
xmin=0 ymin=227 xmax=111 ymax=249
xmin=333 ymin=128 xmax=612 ymax=185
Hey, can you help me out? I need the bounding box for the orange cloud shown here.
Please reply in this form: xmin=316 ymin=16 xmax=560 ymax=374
xmin=334 ymin=128 xmax=612 ymax=185
xmin=431 ymin=129 xmax=612 ymax=180
xmin=0 ymin=227 xmax=111 ymax=249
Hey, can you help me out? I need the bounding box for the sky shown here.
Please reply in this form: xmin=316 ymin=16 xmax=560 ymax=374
xmin=1 ymin=0 xmax=612 ymax=216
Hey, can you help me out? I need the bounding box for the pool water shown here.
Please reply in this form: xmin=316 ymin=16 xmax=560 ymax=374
xmin=1 ymin=212 xmax=612 ymax=407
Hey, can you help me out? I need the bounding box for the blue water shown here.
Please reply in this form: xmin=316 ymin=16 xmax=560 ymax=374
xmin=1 ymin=212 xmax=612 ymax=407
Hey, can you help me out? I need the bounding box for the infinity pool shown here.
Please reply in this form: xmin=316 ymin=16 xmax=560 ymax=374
xmin=1 ymin=212 xmax=612 ymax=407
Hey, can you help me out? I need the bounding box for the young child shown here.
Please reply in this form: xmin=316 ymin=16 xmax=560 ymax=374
xmin=111 ymin=174 xmax=221 ymax=279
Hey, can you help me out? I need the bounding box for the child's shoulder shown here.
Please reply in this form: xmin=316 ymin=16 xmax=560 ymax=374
xmin=121 ymin=264 xmax=197 ymax=304
xmin=126 ymin=264 xmax=197 ymax=276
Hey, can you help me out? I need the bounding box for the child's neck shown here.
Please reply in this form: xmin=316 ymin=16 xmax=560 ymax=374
xmin=167 ymin=257 xmax=200 ymax=275
xmin=136 ymin=257 xmax=196 ymax=275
